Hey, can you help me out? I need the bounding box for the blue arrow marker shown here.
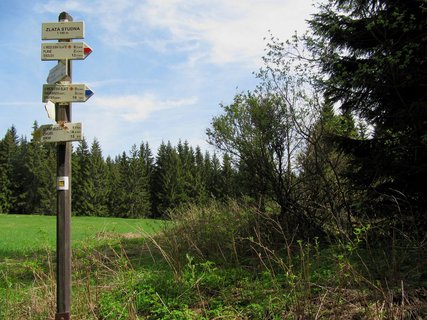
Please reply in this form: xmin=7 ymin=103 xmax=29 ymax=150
xmin=85 ymin=89 xmax=94 ymax=99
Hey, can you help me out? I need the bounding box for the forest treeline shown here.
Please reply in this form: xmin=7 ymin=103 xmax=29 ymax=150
xmin=1 ymin=0 xmax=426 ymax=240
xmin=0 ymin=127 xmax=239 ymax=218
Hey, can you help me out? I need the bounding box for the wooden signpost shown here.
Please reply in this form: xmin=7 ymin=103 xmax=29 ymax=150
xmin=40 ymin=12 xmax=93 ymax=320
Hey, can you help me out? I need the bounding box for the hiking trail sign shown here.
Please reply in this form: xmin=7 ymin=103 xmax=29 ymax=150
xmin=40 ymin=12 xmax=93 ymax=320
xmin=42 ymin=84 xmax=94 ymax=103
xmin=42 ymin=21 xmax=84 ymax=40
xmin=34 ymin=122 xmax=83 ymax=143
xmin=41 ymin=42 xmax=92 ymax=60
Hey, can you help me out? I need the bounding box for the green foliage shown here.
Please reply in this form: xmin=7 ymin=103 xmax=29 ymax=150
xmin=73 ymin=138 xmax=96 ymax=215
xmin=24 ymin=137 xmax=56 ymax=215
xmin=151 ymin=141 xmax=234 ymax=218
xmin=307 ymin=0 xmax=427 ymax=227
xmin=0 ymin=126 xmax=19 ymax=213
xmin=112 ymin=147 xmax=151 ymax=218
xmin=207 ymin=92 xmax=308 ymax=221
xmin=99 ymin=290 xmax=130 ymax=319
xmin=151 ymin=141 xmax=184 ymax=216
xmin=0 ymin=149 xmax=12 ymax=214
xmin=0 ymin=124 xmax=57 ymax=215
xmin=297 ymin=104 xmax=360 ymax=236
xmin=89 ymin=138 xmax=108 ymax=216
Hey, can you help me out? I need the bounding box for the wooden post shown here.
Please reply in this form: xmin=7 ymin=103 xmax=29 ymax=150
xmin=55 ymin=11 xmax=72 ymax=320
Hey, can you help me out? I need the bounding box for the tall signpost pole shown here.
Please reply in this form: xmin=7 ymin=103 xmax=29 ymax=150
xmin=56 ymin=12 xmax=72 ymax=320
xmin=40 ymin=11 xmax=93 ymax=320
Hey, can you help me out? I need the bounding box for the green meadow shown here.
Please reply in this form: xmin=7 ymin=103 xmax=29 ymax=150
xmin=0 ymin=214 xmax=164 ymax=258
xmin=1 ymin=205 xmax=425 ymax=319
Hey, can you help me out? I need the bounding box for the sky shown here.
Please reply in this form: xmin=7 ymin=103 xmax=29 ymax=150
xmin=0 ymin=0 xmax=316 ymax=158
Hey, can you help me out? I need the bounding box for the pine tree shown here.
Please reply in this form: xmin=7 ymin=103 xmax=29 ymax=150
xmin=105 ymin=155 xmax=120 ymax=216
xmin=206 ymin=153 xmax=222 ymax=198
xmin=116 ymin=151 xmax=131 ymax=217
xmin=177 ymin=140 xmax=199 ymax=203
xmin=12 ymin=136 xmax=30 ymax=213
xmin=220 ymin=153 xmax=237 ymax=199
xmin=106 ymin=152 xmax=132 ymax=217
xmin=152 ymin=142 xmax=182 ymax=217
xmin=308 ymin=0 xmax=427 ymax=216
xmin=193 ymin=146 xmax=208 ymax=202
xmin=22 ymin=121 xmax=56 ymax=215
xmin=89 ymin=139 xmax=108 ymax=216
xmin=0 ymin=132 xmax=12 ymax=213
xmin=0 ymin=126 xmax=19 ymax=213
xmin=126 ymin=145 xmax=151 ymax=217
xmin=72 ymin=138 xmax=95 ymax=215
xmin=139 ymin=141 xmax=154 ymax=179
xmin=113 ymin=149 xmax=151 ymax=218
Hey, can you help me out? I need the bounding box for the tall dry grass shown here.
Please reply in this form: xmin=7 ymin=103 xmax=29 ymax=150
xmin=146 ymin=200 xmax=427 ymax=319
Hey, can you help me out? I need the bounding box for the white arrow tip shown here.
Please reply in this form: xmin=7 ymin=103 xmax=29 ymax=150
xmin=44 ymin=100 xmax=56 ymax=121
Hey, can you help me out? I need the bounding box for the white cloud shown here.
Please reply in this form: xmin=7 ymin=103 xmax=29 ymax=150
xmin=91 ymin=93 xmax=198 ymax=122
xmin=35 ymin=0 xmax=313 ymax=65
xmin=87 ymin=78 xmax=127 ymax=89
xmin=139 ymin=0 xmax=313 ymax=66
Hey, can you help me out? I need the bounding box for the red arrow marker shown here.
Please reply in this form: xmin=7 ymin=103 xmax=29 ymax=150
xmin=84 ymin=46 xmax=92 ymax=56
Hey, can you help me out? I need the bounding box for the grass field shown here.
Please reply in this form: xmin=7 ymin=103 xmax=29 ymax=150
xmin=0 ymin=214 xmax=165 ymax=258
xmin=1 ymin=207 xmax=425 ymax=319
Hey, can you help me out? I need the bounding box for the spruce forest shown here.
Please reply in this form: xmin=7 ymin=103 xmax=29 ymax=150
xmin=0 ymin=129 xmax=237 ymax=219
xmin=1 ymin=0 xmax=426 ymax=318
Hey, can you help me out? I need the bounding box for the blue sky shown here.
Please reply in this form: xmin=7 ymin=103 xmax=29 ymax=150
xmin=0 ymin=0 xmax=315 ymax=157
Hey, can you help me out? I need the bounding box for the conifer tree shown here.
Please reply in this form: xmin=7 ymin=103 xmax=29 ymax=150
xmin=113 ymin=152 xmax=131 ymax=217
xmin=0 ymin=133 xmax=12 ymax=214
xmin=89 ymin=139 xmax=108 ymax=216
xmin=193 ymin=146 xmax=208 ymax=202
xmin=308 ymin=0 xmax=427 ymax=217
xmin=152 ymin=142 xmax=182 ymax=217
xmin=177 ymin=140 xmax=199 ymax=203
xmin=105 ymin=155 xmax=120 ymax=216
xmin=206 ymin=153 xmax=222 ymax=198
xmin=220 ymin=153 xmax=237 ymax=199
xmin=126 ymin=145 xmax=151 ymax=217
xmin=22 ymin=121 xmax=56 ymax=215
xmin=139 ymin=141 xmax=154 ymax=180
xmin=0 ymin=126 xmax=19 ymax=213
xmin=72 ymin=138 xmax=95 ymax=215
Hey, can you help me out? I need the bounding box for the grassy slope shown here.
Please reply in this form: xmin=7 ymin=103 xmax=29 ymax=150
xmin=0 ymin=214 xmax=164 ymax=258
